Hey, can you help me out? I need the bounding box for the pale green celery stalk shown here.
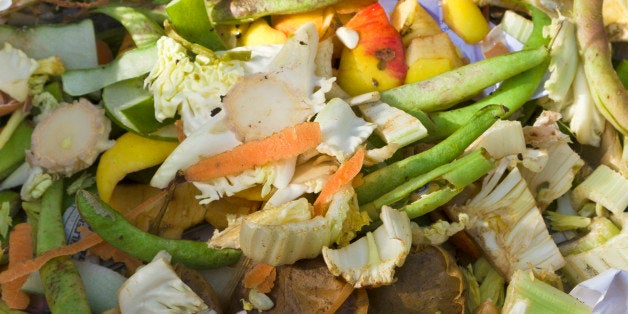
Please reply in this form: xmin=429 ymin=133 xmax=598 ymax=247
xmin=545 ymin=211 xmax=591 ymax=231
xmin=559 ymin=217 xmax=620 ymax=255
xmin=544 ymin=18 xmax=578 ymax=105
xmin=500 ymin=10 xmax=533 ymax=43
xmin=460 ymin=265 xmax=482 ymax=313
xmin=571 ymin=164 xmax=628 ymax=216
xmin=480 ymin=268 xmax=506 ymax=308
xmin=574 ymin=0 xmax=628 ymax=135
xmin=558 ymin=216 xmax=627 ymax=286
xmin=503 ymin=270 xmax=591 ymax=314
xmin=562 ymin=223 xmax=628 ymax=286
xmin=360 ymin=149 xmax=494 ymax=220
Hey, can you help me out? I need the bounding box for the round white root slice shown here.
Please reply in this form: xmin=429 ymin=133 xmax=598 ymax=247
xmin=222 ymin=73 xmax=313 ymax=142
xmin=27 ymin=98 xmax=115 ymax=176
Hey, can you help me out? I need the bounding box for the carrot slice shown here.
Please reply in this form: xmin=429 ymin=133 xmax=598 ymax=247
xmin=0 ymin=189 xmax=168 ymax=284
xmin=185 ymin=122 xmax=322 ymax=182
xmin=313 ymin=147 xmax=365 ymax=216
xmin=243 ymin=262 xmax=276 ymax=293
xmin=1 ymin=223 xmax=33 ymax=309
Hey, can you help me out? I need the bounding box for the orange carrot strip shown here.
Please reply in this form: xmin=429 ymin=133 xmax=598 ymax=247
xmin=1 ymin=223 xmax=33 ymax=309
xmin=313 ymin=147 xmax=365 ymax=216
xmin=243 ymin=262 xmax=276 ymax=293
xmin=0 ymin=189 xmax=168 ymax=284
xmin=185 ymin=122 xmax=322 ymax=182
xmin=254 ymin=267 xmax=276 ymax=294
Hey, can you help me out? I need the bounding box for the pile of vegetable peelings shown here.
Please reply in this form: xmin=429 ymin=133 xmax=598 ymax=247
xmin=0 ymin=0 xmax=627 ymax=312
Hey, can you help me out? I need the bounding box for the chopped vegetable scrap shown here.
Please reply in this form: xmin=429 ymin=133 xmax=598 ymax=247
xmin=0 ymin=0 xmax=627 ymax=312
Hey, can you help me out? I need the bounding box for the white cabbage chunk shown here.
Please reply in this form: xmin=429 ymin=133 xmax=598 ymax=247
xmin=0 ymin=43 xmax=38 ymax=101
xmin=118 ymin=251 xmax=208 ymax=314
xmin=322 ymin=206 xmax=412 ymax=288
xmin=315 ymin=98 xmax=375 ymax=162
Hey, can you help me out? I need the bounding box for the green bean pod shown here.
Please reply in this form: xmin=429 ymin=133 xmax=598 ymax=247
xmin=380 ymin=47 xmax=548 ymax=113
xmin=356 ymin=104 xmax=507 ymax=205
xmin=37 ymin=180 xmax=91 ymax=314
xmin=75 ymin=190 xmax=242 ymax=269
xmin=418 ymin=5 xmax=552 ymax=142
xmin=361 ymin=149 xmax=494 ymax=219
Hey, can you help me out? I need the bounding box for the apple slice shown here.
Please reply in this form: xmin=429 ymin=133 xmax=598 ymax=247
xmin=337 ymin=3 xmax=407 ymax=96
xmin=390 ymin=0 xmax=442 ymax=46
xmin=405 ymin=32 xmax=464 ymax=68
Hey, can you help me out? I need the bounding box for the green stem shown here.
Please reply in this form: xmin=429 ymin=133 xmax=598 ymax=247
xmin=380 ymin=47 xmax=548 ymax=113
xmin=37 ymin=179 xmax=91 ymax=313
xmin=75 ymin=190 xmax=241 ymax=269
xmin=361 ymin=149 xmax=494 ymax=219
xmin=419 ymin=5 xmax=551 ymax=142
xmin=208 ymin=0 xmax=343 ymax=24
xmin=574 ymin=0 xmax=628 ymax=135
xmin=356 ymin=104 xmax=506 ymax=205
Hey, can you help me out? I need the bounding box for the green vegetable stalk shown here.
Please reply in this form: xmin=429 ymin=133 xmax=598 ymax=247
xmin=421 ymin=5 xmax=551 ymax=142
xmin=355 ymin=104 xmax=507 ymax=205
xmin=503 ymin=270 xmax=591 ymax=314
xmin=37 ymin=180 xmax=91 ymax=313
xmin=360 ymin=149 xmax=494 ymax=219
xmin=75 ymin=190 xmax=241 ymax=269
xmin=0 ymin=121 xmax=32 ymax=180
xmin=574 ymin=0 xmax=628 ymax=136
xmin=380 ymin=47 xmax=548 ymax=113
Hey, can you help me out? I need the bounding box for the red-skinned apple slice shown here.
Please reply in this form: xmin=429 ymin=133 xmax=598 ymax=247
xmin=337 ymin=3 xmax=408 ymax=96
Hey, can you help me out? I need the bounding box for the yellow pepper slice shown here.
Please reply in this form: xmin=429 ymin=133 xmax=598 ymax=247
xmin=96 ymin=132 xmax=178 ymax=203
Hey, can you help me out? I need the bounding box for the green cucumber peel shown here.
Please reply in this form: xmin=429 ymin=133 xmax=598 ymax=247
xmin=208 ymin=0 xmax=342 ymax=24
xmin=93 ymin=5 xmax=164 ymax=48
xmin=62 ymin=42 xmax=157 ymax=96
xmin=102 ymin=77 xmax=174 ymax=135
xmin=75 ymin=190 xmax=242 ymax=269
xmin=361 ymin=149 xmax=494 ymax=219
xmin=167 ymin=0 xmax=226 ymax=50
xmin=356 ymin=104 xmax=507 ymax=205
xmin=0 ymin=19 xmax=98 ymax=70
xmin=380 ymin=47 xmax=548 ymax=113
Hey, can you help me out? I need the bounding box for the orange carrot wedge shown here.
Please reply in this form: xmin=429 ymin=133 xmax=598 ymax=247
xmin=242 ymin=262 xmax=277 ymax=293
xmin=313 ymin=147 xmax=365 ymax=216
xmin=1 ymin=223 xmax=33 ymax=309
xmin=186 ymin=122 xmax=322 ymax=182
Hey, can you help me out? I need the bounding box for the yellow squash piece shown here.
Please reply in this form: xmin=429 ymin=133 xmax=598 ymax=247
xmin=96 ymin=132 xmax=178 ymax=203
xmin=405 ymin=58 xmax=453 ymax=84
xmin=240 ymin=19 xmax=287 ymax=46
xmin=442 ymin=0 xmax=490 ymax=44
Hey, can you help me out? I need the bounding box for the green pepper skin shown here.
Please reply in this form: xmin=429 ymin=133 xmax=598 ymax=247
xmin=75 ymin=190 xmax=241 ymax=269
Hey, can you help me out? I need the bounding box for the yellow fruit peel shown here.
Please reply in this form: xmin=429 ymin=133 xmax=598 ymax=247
xmin=96 ymin=132 xmax=178 ymax=203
